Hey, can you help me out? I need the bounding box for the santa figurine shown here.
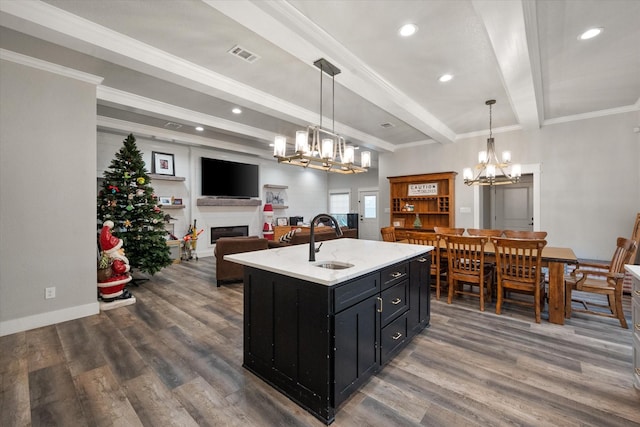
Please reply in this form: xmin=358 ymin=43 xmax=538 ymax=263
xmin=97 ymin=220 xmax=136 ymax=310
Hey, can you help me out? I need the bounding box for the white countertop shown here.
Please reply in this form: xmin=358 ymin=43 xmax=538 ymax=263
xmin=625 ymin=264 xmax=640 ymax=279
xmin=224 ymin=238 xmax=432 ymax=286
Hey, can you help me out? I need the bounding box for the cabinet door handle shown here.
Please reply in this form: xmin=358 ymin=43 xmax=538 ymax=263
xmin=392 ymin=332 xmax=403 ymax=340
xmin=634 ymin=290 xmax=640 ymax=297
xmin=390 ymin=272 xmax=403 ymax=278
xmin=417 ymin=257 xmax=428 ymax=263
xmin=391 ymin=298 xmax=402 ymax=305
xmin=377 ymin=297 xmax=383 ymax=313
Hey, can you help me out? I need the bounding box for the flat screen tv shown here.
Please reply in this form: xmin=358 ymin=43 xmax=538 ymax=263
xmin=201 ymin=157 xmax=259 ymax=198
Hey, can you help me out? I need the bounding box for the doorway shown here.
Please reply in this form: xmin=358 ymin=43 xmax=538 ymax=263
xmin=473 ymin=163 xmax=541 ymax=231
xmin=482 ymin=175 xmax=534 ymax=230
xmin=358 ymin=189 xmax=379 ymax=241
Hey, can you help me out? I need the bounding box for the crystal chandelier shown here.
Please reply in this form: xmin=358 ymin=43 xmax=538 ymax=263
xmin=463 ymin=100 xmax=521 ymax=186
xmin=273 ymin=58 xmax=371 ymax=174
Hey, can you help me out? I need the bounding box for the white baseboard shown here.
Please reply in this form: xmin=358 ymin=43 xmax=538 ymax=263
xmin=0 ymin=302 xmax=100 ymax=337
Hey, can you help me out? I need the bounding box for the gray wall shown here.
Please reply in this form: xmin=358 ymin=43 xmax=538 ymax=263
xmin=0 ymin=59 xmax=99 ymax=335
xmin=328 ymin=170 xmax=380 ymax=214
xmin=378 ymin=111 xmax=640 ymax=260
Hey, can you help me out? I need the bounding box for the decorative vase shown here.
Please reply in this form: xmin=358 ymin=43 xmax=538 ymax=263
xmin=413 ymin=213 xmax=422 ymax=229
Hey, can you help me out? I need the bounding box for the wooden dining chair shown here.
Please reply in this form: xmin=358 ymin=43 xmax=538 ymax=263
xmin=503 ymin=230 xmax=548 ymax=239
xmin=467 ymin=228 xmax=503 ymax=237
xmin=443 ymin=235 xmax=492 ymax=311
xmin=467 ymin=229 xmax=503 ymax=292
xmin=434 ymin=226 xmax=465 ymax=236
xmin=492 ymin=237 xmax=547 ymax=323
xmin=406 ymin=231 xmax=447 ymax=300
xmin=564 ymin=237 xmax=636 ymax=328
xmin=380 ymin=226 xmax=396 ymax=242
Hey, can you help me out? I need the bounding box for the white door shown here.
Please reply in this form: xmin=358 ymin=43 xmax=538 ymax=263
xmin=358 ymin=190 xmax=379 ymax=241
xmin=492 ymin=176 xmax=534 ymax=231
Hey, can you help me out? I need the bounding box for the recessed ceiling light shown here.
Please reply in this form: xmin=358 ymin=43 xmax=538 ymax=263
xmin=578 ymin=27 xmax=603 ymax=40
xmin=439 ymin=74 xmax=453 ymax=82
xmin=232 ymin=107 xmax=242 ymax=114
xmin=399 ymin=23 xmax=418 ymax=37
xmin=195 ymin=126 xmax=204 ymax=132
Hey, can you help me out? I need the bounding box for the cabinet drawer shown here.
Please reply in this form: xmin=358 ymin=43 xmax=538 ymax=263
xmin=380 ymin=280 xmax=409 ymax=326
xmin=381 ymin=262 xmax=409 ymax=290
xmin=334 ymin=272 xmax=380 ymax=313
xmin=381 ymin=312 xmax=408 ymax=363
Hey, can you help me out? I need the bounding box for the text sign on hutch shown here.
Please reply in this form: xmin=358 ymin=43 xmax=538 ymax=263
xmin=408 ymin=183 xmax=438 ymax=196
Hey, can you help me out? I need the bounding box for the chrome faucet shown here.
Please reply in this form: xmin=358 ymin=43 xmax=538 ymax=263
xmin=309 ymin=213 xmax=343 ymax=262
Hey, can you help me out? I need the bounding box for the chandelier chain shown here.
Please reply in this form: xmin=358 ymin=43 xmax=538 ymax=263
xmin=319 ymin=63 xmax=323 ymax=129
xmin=489 ymin=101 xmax=493 ymax=140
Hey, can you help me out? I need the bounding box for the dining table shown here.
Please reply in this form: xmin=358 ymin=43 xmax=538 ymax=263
xmin=403 ymin=238 xmax=578 ymax=325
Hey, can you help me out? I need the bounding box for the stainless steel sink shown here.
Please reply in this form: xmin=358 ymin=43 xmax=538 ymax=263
xmin=313 ymin=261 xmax=354 ymax=270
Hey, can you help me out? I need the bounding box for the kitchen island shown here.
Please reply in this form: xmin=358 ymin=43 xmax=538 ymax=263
xmin=225 ymin=238 xmax=432 ymax=424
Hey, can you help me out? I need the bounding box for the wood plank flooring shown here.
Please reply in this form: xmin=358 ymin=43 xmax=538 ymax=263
xmin=2 ymin=257 xmax=639 ymax=426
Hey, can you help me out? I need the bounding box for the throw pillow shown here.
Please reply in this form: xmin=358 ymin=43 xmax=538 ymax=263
xmin=279 ymin=229 xmax=298 ymax=243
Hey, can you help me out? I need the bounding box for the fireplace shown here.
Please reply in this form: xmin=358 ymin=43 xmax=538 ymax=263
xmin=210 ymin=226 xmax=249 ymax=244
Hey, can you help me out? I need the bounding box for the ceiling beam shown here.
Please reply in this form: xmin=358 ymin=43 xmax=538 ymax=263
xmin=472 ymin=0 xmax=542 ymax=129
xmin=207 ymin=0 xmax=456 ymax=144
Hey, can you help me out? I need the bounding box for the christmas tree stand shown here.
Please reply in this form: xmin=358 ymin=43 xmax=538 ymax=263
xmin=100 ymin=294 xmax=136 ymax=311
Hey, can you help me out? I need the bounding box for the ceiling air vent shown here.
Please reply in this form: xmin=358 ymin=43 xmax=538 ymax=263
xmin=164 ymin=122 xmax=183 ymax=130
xmin=228 ymin=45 xmax=260 ymax=63
xmin=380 ymin=122 xmax=395 ymax=128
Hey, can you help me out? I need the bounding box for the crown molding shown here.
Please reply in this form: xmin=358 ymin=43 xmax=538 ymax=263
xmin=456 ymin=124 xmax=523 ymax=141
xmin=97 ymin=116 xmax=273 ymax=160
xmin=0 ymin=49 xmax=103 ymax=85
xmin=543 ymin=103 xmax=640 ymax=126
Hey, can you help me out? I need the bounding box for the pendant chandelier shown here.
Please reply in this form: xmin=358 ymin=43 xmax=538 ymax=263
xmin=273 ymin=58 xmax=371 ymax=174
xmin=463 ymin=100 xmax=521 ymax=186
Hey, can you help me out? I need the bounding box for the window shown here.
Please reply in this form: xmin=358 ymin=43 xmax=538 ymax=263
xmin=363 ymin=194 xmax=377 ymax=219
xmin=329 ymin=191 xmax=350 ymax=214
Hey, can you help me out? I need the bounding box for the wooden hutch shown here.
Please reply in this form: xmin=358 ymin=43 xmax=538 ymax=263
xmin=388 ymin=172 xmax=456 ymax=240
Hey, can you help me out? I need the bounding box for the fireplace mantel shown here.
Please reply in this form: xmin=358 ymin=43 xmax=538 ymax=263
xmin=197 ymin=198 xmax=262 ymax=207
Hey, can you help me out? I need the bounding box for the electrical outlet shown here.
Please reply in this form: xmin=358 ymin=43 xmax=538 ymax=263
xmin=45 ymin=286 xmax=56 ymax=299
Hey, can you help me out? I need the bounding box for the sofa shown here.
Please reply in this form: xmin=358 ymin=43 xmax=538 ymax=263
xmin=214 ymin=236 xmax=269 ymax=286
xmin=214 ymin=228 xmax=357 ymax=286
xmin=267 ymin=227 xmax=357 ymax=248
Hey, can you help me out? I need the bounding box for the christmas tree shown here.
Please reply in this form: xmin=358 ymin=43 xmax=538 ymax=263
xmin=97 ymin=133 xmax=172 ymax=275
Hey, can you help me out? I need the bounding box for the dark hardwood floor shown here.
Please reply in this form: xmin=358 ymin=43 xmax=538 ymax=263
xmin=2 ymin=257 xmax=639 ymax=426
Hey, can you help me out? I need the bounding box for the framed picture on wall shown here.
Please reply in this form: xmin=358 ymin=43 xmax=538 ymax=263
xmin=158 ymin=196 xmax=172 ymax=205
xmin=173 ymin=198 xmax=183 ymax=205
xmin=276 ymin=217 xmax=289 ymax=226
xmin=152 ymin=151 xmax=175 ymax=176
